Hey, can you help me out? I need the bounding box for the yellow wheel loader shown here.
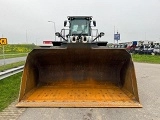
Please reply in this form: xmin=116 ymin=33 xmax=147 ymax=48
xmin=16 ymin=16 xmax=142 ymax=107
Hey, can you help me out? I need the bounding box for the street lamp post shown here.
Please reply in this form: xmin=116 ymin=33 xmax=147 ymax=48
xmin=48 ymin=21 xmax=56 ymax=41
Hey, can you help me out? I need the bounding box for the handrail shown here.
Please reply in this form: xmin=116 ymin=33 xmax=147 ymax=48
xmin=0 ymin=66 xmax=24 ymax=80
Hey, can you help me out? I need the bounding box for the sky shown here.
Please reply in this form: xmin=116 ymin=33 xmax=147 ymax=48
xmin=0 ymin=0 xmax=160 ymax=45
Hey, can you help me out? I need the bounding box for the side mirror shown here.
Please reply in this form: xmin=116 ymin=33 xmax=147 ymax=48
xmin=55 ymin=32 xmax=61 ymax=37
xmin=64 ymin=20 xmax=67 ymax=27
xmin=93 ymin=21 xmax=96 ymax=26
xmin=100 ymin=32 xmax=105 ymax=37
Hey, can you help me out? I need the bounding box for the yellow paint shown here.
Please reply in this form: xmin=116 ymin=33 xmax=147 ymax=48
xmin=17 ymin=80 xmax=141 ymax=107
xmin=17 ymin=48 xmax=141 ymax=107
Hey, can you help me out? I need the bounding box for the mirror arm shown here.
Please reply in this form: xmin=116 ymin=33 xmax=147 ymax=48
xmin=91 ymin=32 xmax=104 ymax=42
xmin=55 ymin=32 xmax=68 ymax=42
xmin=91 ymin=34 xmax=101 ymax=42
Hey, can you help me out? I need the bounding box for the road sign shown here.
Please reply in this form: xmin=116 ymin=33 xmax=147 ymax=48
xmin=0 ymin=38 xmax=8 ymax=45
xmin=114 ymin=34 xmax=120 ymax=40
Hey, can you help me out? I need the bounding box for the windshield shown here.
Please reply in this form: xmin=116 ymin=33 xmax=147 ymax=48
xmin=70 ymin=19 xmax=90 ymax=36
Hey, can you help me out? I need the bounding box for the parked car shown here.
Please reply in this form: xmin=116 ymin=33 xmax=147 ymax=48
xmin=143 ymin=46 xmax=154 ymax=55
xmin=133 ymin=46 xmax=142 ymax=54
xmin=132 ymin=45 xmax=154 ymax=55
xmin=153 ymin=45 xmax=160 ymax=55
xmin=126 ymin=45 xmax=136 ymax=53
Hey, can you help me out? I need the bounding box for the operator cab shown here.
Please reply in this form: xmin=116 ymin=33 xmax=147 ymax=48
xmin=55 ymin=16 xmax=105 ymax=44
xmin=68 ymin=16 xmax=92 ymax=36
xmin=64 ymin=16 xmax=95 ymax=43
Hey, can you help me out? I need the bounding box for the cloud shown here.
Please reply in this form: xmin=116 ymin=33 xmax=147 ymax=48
xmin=0 ymin=0 xmax=160 ymax=44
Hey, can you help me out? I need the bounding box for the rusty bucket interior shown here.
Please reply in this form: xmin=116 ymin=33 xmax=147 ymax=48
xmin=16 ymin=44 xmax=142 ymax=107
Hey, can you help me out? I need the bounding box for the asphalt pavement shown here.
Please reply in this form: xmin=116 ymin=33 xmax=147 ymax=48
xmin=17 ymin=62 xmax=160 ymax=120
xmin=0 ymin=57 xmax=26 ymax=66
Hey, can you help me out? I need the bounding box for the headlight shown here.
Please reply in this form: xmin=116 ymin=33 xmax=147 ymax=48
xmin=81 ymin=36 xmax=88 ymax=43
xmin=71 ymin=36 xmax=77 ymax=43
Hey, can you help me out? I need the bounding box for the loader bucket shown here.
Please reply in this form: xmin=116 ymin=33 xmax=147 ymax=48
xmin=17 ymin=43 xmax=142 ymax=107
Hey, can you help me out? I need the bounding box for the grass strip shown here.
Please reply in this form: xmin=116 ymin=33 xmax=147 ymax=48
xmin=132 ymin=54 xmax=160 ymax=64
xmin=0 ymin=61 xmax=25 ymax=72
xmin=0 ymin=53 xmax=27 ymax=59
xmin=0 ymin=72 xmax=22 ymax=111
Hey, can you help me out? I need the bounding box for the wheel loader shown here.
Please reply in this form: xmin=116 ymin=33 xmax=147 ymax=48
xmin=16 ymin=16 xmax=142 ymax=107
